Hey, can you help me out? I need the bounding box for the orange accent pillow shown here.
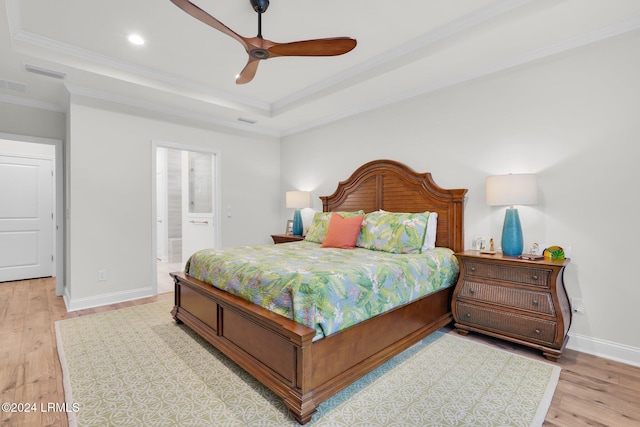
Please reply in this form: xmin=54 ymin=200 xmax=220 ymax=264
xmin=321 ymin=213 xmax=364 ymax=249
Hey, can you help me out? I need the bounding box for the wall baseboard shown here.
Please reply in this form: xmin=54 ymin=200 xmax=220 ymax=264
xmin=567 ymin=332 xmax=640 ymax=368
xmin=63 ymin=286 xmax=155 ymax=312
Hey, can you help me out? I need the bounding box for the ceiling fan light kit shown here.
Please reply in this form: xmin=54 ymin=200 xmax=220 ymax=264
xmin=170 ymin=0 xmax=357 ymax=84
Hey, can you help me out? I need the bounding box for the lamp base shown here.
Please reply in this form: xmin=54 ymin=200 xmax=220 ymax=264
xmin=501 ymin=208 xmax=523 ymax=256
xmin=292 ymin=209 xmax=303 ymax=236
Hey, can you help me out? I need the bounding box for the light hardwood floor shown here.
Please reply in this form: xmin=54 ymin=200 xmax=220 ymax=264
xmin=2 ymin=277 xmax=639 ymax=426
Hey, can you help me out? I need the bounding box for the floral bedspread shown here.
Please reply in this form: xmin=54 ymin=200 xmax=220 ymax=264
xmin=185 ymin=241 xmax=459 ymax=339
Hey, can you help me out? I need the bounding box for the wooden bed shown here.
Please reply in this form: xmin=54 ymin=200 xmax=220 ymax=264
xmin=170 ymin=159 xmax=467 ymax=424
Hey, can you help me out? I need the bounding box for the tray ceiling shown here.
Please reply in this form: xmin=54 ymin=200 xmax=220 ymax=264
xmin=1 ymin=0 xmax=639 ymax=136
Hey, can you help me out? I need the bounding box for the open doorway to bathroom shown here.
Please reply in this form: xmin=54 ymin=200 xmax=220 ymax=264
xmin=152 ymin=141 xmax=220 ymax=294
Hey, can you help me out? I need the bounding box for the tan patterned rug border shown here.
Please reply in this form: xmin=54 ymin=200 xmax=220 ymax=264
xmin=55 ymin=319 xmax=78 ymax=427
xmin=444 ymin=331 xmax=561 ymax=427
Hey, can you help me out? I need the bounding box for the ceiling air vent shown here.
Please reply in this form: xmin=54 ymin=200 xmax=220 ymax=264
xmin=24 ymin=64 xmax=66 ymax=80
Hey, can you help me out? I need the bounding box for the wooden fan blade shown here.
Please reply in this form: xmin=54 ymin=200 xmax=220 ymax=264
xmin=170 ymin=0 xmax=250 ymax=50
xmin=267 ymin=38 xmax=357 ymax=57
xmin=235 ymin=57 xmax=260 ymax=84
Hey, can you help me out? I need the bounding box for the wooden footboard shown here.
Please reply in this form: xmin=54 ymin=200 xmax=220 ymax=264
xmin=171 ymin=271 xmax=454 ymax=424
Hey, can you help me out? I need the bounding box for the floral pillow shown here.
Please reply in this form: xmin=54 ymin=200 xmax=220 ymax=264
xmin=304 ymin=210 xmax=365 ymax=243
xmin=356 ymin=211 xmax=429 ymax=254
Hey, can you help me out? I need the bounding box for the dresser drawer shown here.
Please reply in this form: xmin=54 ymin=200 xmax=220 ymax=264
xmin=456 ymin=302 xmax=557 ymax=345
xmin=458 ymin=281 xmax=555 ymax=315
xmin=462 ymin=260 xmax=550 ymax=288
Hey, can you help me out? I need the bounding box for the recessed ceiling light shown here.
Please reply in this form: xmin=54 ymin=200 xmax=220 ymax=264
xmin=128 ymin=34 xmax=145 ymax=46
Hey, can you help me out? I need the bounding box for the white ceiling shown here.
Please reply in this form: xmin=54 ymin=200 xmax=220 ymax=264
xmin=1 ymin=0 xmax=640 ymax=137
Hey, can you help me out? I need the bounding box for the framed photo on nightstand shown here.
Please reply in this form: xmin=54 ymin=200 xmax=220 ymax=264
xmin=472 ymin=235 xmax=486 ymax=251
xmin=285 ymin=220 xmax=294 ymax=235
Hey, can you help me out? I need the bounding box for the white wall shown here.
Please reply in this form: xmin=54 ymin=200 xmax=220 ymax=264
xmin=281 ymin=33 xmax=640 ymax=364
xmin=0 ymin=103 xmax=65 ymax=141
xmin=65 ymin=96 xmax=280 ymax=309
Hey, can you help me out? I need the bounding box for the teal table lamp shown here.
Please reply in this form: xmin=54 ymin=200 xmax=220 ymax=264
xmin=286 ymin=191 xmax=311 ymax=236
xmin=486 ymin=174 xmax=538 ymax=257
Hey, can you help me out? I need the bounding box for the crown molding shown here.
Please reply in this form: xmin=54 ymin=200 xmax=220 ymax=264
xmin=65 ymin=84 xmax=280 ymax=137
xmin=5 ymin=0 xmax=535 ymax=120
xmin=7 ymin=1 xmax=269 ymax=116
xmin=5 ymin=0 xmax=640 ymax=139
xmin=282 ymin=15 xmax=640 ymax=137
xmin=272 ymin=0 xmax=533 ymax=116
xmin=0 ymin=93 xmax=64 ymax=112
xmin=12 ymin=28 xmax=270 ymax=114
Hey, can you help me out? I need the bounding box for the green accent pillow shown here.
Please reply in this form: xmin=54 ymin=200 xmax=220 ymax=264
xmin=356 ymin=211 xmax=429 ymax=254
xmin=304 ymin=210 xmax=365 ymax=243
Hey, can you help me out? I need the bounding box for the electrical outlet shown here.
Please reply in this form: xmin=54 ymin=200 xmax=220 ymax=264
xmin=97 ymin=269 xmax=107 ymax=282
xmin=570 ymin=297 xmax=584 ymax=314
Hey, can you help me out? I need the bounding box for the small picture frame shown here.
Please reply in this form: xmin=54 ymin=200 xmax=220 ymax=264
xmin=285 ymin=220 xmax=294 ymax=235
xmin=472 ymin=235 xmax=486 ymax=251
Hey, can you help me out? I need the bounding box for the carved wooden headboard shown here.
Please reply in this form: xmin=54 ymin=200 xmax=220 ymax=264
xmin=320 ymin=159 xmax=467 ymax=253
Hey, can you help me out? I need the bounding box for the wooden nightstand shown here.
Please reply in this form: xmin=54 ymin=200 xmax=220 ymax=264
xmin=452 ymin=251 xmax=571 ymax=361
xmin=271 ymin=234 xmax=304 ymax=244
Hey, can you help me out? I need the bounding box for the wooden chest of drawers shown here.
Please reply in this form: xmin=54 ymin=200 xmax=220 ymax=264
xmin=452 ymin=251 xmax=571 ymax=361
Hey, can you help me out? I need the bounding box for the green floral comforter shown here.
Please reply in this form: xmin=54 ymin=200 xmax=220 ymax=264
xmin=185 ymin=241 xmax=459 ymax=339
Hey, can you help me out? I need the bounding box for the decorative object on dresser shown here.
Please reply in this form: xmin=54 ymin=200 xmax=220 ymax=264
xmin=285 ymin=190 xmax=311 ymax=236
xmin=544 ymin=245 xmax=565 ymax=260
xmin=452 ymin=251 xmax=571 ymax=361
xmin=486 ymin=174 xmax=538 ymax=257
xmin=271 ymin=234 xmax=303 ymax=244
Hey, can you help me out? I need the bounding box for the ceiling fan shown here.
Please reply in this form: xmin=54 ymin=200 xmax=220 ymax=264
xmin=170 ymin=0 xmax=357 ymax=84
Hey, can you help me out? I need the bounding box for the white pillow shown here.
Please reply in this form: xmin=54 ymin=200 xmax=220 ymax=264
xmin=422 ymin=212 xmax=438 ymax=251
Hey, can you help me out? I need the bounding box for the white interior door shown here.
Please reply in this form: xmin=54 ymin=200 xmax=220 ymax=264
xmin=0 ymin=155 xmax=53 ymax=282
xmin=181 ymin=151 xmax=216 ymax=261
xmin=156 ymin=148 xmax=168 ymax=262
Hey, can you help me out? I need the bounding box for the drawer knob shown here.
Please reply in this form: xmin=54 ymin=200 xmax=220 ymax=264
xmin=532 ymin=300 xmax=539 ymax=305
xmin=532 ymin=275 xmax=539 ymax=280
xmin=470 ymin=267 xmax=476 ymax=272
xmin=469 ymin=289 xmax=475 ymax=294
xmin=465 ymin=313 xmax=471 ymax=318
xmin=535 ymin=329 xmax=541 ymax=334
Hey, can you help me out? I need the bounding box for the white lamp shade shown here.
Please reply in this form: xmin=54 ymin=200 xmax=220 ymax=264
xmin=285 ymin=191 xmax=311 ymax=209
xmin=486 ymin=174 xmax=538 ymax=206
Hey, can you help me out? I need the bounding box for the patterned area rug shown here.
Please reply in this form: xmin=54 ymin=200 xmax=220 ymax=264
xmin=56 ymin=300 xmax=560 ymax=426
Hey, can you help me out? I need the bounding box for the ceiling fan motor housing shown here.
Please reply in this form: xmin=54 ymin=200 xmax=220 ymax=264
xmin=251 ymin=0 xmax=269 ymax=13
xmin=250 ymin=49 xmax=269 ymax=59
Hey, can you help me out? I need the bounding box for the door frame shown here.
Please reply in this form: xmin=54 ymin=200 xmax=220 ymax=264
xmin=151 ymin=140 xmax=221 ymax=294
xmin=0 ymin=132 xmax=64 ymax=295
